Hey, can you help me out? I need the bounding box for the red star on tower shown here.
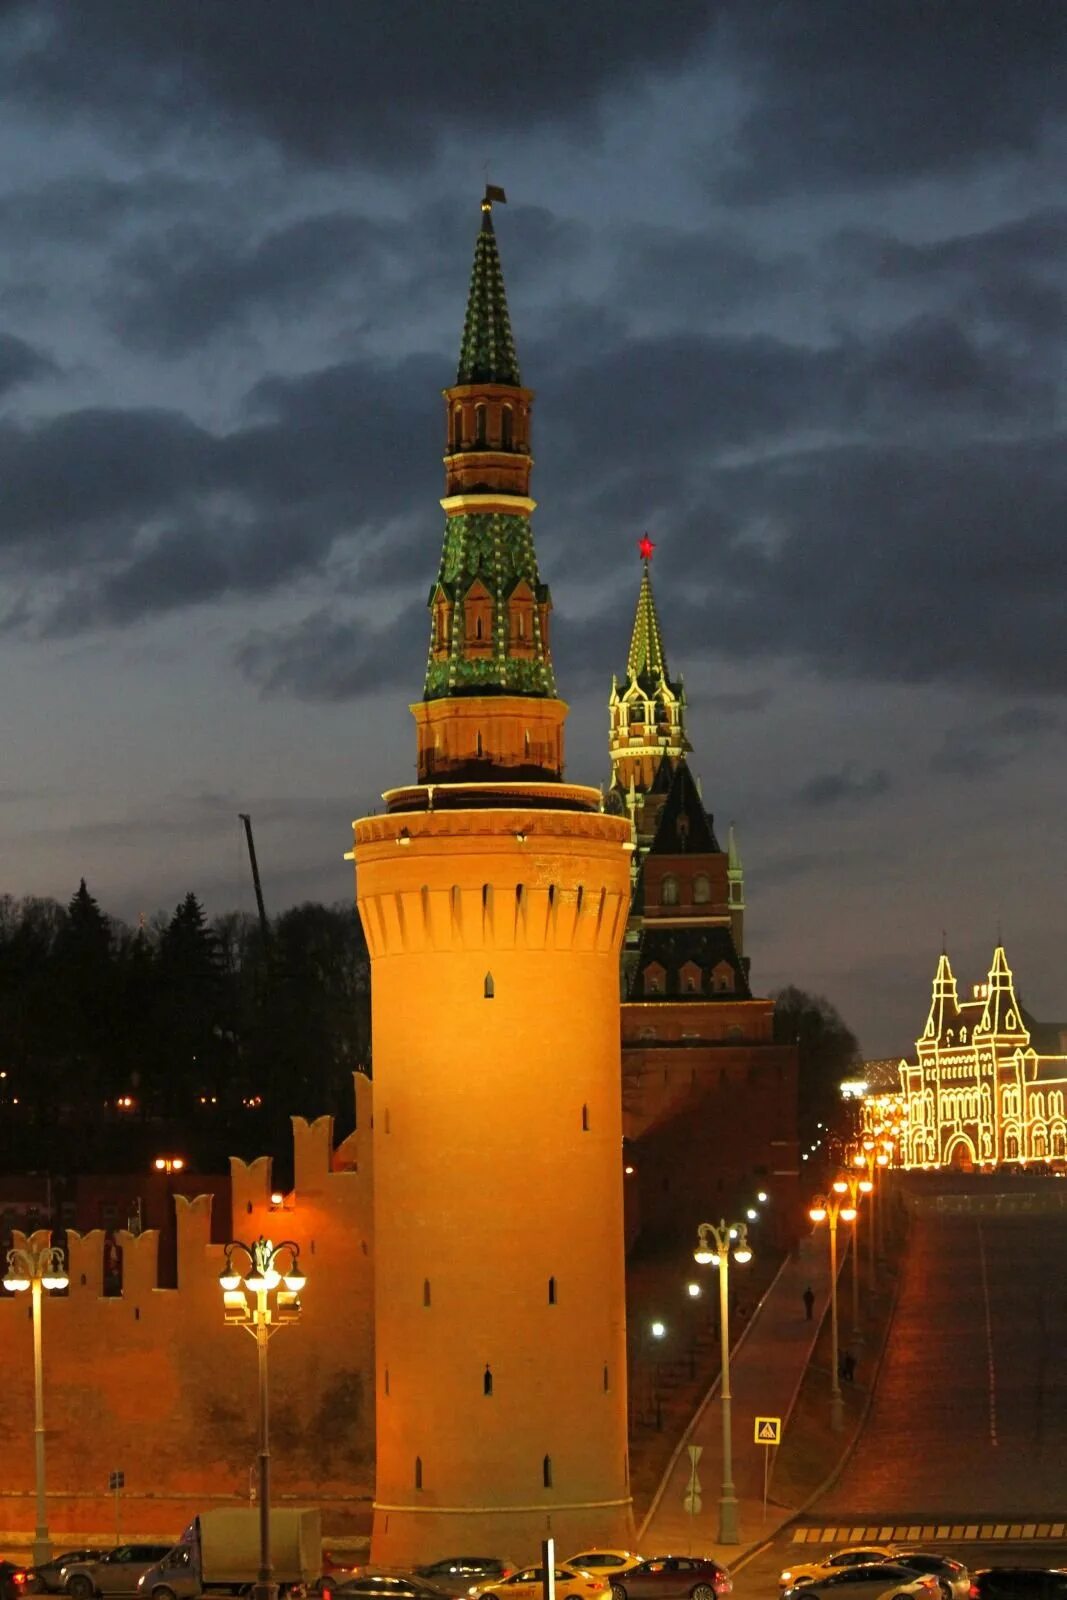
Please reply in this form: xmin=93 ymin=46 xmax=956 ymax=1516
xmin=638 ymin=533 xmax=656 ymax=562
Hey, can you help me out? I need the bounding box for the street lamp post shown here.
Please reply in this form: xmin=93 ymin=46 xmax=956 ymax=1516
xmin=839 ymin=1172 xmax=873 ymax=1345
xmin=4 ymin=1239 xmax=69 ymax=1565
xmin=853 ymin=1143 xmax=889 ymax=1277
xmin=808 ymin=1186 xmax=855 ymax=1431
xmin=219 ymin=1237 xmax=306 ymax=1600
xmin=693 ymin=1219 xmax=753 ymax=1546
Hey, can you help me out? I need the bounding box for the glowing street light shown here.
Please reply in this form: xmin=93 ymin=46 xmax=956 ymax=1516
xmin=693 ymin=1219 xmax=754 ymax=1544
xmin=153 ymin=1155 xmax=185 ymax=1174
xmin=4 ymin=1240 xmax=69 ymax=1563
xmin=853 ymin=1143 xmax=890 ymax=1274
xmin=836 ymin=1172 xmax=873 ymax=1345
xmin=219 ymin=1237 xmax=306 ymax=1600
xmin=808 ymin=1186 xmax=856 ymax=1431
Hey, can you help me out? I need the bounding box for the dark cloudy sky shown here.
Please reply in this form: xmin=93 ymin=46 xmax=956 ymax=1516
xmin=1 ymin=2 xmax=1065 ymax=1055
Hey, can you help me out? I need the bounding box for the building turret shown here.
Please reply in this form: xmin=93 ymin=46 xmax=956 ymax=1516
xmin=353 ymin=191 xmax=634 ymax=1563
xmin=418 ymin=189 xmax=562 ymax=783
xmin=920 ymin=950 xmax=960 ymax=1046
xmin=975 ymin=944 xmax=1030 ymax=1044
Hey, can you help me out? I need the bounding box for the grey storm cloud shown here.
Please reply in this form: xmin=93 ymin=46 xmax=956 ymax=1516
xmin=105 ymin=198 xmax=589 ymax=359
xmin=2 ymin=297 xmax=1064 ymax=708
xmin=718 ymin=2 xmax=1067 ymax=199
xmin=931 ymin=705 xmax=1062 ymax=777
xmin=835 ymin=210 xmax=1067 ymax=346
xmin=0 ymin=332 xmax=54 ymax=395
xmin=235 ymin=600 xmax=429 ymax=704
xmin=794 ymin=766 xmax=892 ymax=808
xmin=0 ymin=1 xmax=714 ymax=167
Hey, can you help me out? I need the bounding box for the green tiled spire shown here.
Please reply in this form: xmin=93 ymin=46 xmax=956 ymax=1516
xmin=457 ymin=201 xmax=521 ymax=385
xmin=627 ymin=558 xmax=669 ymax=685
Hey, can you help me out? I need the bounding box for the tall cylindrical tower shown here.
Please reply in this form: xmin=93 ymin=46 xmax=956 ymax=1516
xmin=353 ymin=191 xmax=635 ymax=1563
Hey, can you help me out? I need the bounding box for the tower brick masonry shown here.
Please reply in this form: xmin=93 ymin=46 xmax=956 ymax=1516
xmin=353 ymin=191 xmax=636 ymax=1562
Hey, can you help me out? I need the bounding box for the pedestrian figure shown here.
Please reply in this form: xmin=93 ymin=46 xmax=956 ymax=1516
xmin=802 ymin=1284 xmax=815 ymax=1321
xmin=840 ymin=1349 xmax=856 ymax=1383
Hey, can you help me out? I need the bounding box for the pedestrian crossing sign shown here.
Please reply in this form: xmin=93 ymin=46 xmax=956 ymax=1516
xmin=754 ymin=1416 xmax=781 ymax=1444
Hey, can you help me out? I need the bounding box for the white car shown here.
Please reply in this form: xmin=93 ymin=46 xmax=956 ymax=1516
xmin=782 ymin=1566 xmax=941 ymax=1600
xmin=781 ymin=1550 xmax=900 ymax=1591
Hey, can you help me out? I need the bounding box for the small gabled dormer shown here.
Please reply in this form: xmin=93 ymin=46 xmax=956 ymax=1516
xmin=642 ymin=960 xmax=666 ymax=996
xmin=430 ymin=584 xmax=454 ymax=662
xmin=463 ymin=578 xmax=494 ymax=657
xmin=508 ymin=578 xmax=535 ymax=659
xmin=679 ymin=960 xmax=702 ymax=996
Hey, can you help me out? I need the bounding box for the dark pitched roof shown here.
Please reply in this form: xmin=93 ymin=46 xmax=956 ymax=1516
xmin=646 ymin=760 xmax=719 ymax=855
xmin=629 ymin=921 xmax=751 ymax=1001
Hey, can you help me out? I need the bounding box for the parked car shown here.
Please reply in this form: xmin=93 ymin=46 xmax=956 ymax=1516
xmin=968 ymin=1572 xmax=1067 ymax=1600
xmin=782 ymin=1565 xmax=941 ymax=1600
xmin=781 ymin=1551 xmax=902 ymax=1590
xmin=892 ymin=1555 xmax=969 ymax=1600
xmin=29 ymin=1556 xmax=107 ymax=1596
xmin=328 ymin=1578 xmax=455 ymax=1600
xmin=606 ymin=1557 xmax=732 ymax=1600
xmin=0 ymin=1563 xmax=29 ymax=1600
xmin=414 ymin=1562 xmax=517 ymax=1598
xmin=470 ymin=1567 xmax=611 ymax=1600
xmin=62 ymin=1548 xmax=175 ymax=1599
xmin=566 ymin=1559 xmax=645 ymax=1580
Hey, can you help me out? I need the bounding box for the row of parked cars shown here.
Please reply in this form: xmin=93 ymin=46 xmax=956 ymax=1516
xmin=1 ymin=1548 xmax=726 ymax=1600
xmin=319 ymin=1550 xmax=731 ymax=1600
xmin=1 ymin=1547 xmax=176 ymax=1600
xmin=779 ymin=1542 xmax=1067 ymax=1600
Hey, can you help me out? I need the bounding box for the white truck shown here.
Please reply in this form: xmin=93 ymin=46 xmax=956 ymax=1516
xmin=137 ymin=1508 xmax=322 ymax=1600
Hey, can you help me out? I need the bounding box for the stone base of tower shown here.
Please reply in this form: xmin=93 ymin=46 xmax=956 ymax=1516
xmin=371 ymin=1498 xmax=635 ymax=1567
xmin=356 ymin=781 xmax=634 ymax=1572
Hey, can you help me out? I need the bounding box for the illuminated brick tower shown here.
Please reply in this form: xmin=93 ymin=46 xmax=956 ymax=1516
xmin=352 ymin=190 xmax=634 ymax=1562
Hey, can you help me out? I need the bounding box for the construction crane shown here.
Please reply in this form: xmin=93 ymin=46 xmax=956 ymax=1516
xmin=238 ymin=813 xmax=271 ymax=949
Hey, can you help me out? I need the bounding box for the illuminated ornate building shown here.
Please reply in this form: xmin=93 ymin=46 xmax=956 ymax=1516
xmin=899 ymin=945 xmax=1067 ymax=1168
xmin=352 ymin=192 xmax=634 ymax=1561
xmin=608 ymin=550 xmax=800 ymax=1243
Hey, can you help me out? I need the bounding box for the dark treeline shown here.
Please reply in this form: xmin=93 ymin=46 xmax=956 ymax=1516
xmin=0 ymin=880 xmax=371 ymax=1178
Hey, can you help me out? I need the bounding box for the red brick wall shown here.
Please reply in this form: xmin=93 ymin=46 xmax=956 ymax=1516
xmin=0 ymin=1081 xmax=374 ymax=1545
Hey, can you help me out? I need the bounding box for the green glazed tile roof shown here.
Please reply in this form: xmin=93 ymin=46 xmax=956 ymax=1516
xmin=457 ymin=207 xmax=521 ymax=386
xmin=424 ymin=512 xmax=555 ymax=700
xmin=627 ymin=559 xmax=669 ymax=684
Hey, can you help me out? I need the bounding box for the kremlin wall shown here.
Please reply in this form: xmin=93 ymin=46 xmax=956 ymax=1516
xmin=0 ymin=1093 xmax=375 ymax=1541
xmin=0 ymin=193 xmax=798 ymax=1554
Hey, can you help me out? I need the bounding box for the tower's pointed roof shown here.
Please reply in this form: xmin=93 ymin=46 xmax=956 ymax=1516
xmin=727 ymin=822 xmax=743 ymax=876
xmin=976 ymin=944 xmax=1029 ymax=1041
xmin=646 ymin=760 xmax=719 ymax=855
xmin=627 ymin=557 xmax=670 ymax=685
xmin=921 ymin=950 xmax=959 ymax=1044
xmin=456 ymin=192 xmax=521 ymax=386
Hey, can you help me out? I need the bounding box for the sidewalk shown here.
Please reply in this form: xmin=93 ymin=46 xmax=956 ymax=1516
xmin=637 ymin=1232 xmax=832 ymax=1561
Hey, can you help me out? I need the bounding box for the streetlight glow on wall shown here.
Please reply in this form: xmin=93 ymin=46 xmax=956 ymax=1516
xmin=219 ymin=1236 xmax=306 ymax=1600
xmin=808 ymin=1185 xmax=855 ymax=1432
xmin=4 ymin=1239 xmax=69 ymax=1564
xmin=693 ymin=1218 xmax=753 ymax=1545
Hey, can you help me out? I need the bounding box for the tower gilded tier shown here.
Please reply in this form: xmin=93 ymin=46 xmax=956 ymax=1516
xmin=353 ymin=192 xmax=634 ymax=1563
